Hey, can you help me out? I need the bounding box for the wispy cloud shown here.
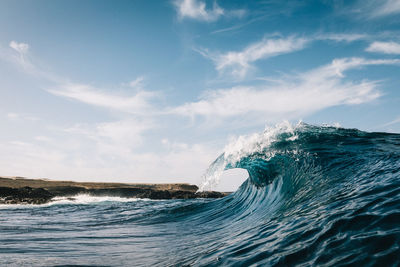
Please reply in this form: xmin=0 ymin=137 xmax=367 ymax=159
xmin=2 ymin=39 xmax=400 ymax=186
xmin=6 ymin=112 xmax=40 ymax=122
xmin=380 ymin=116 xmax=400 ymax=128
xmin=2 ymin=41 xmax=158 ymax=115
xmin=0 ymin=136 xmax=219 ymax=184
xmin=316 ymin=33 xmax=368 ymax=42
xmin=197 ymin=33 xmax=387 ymax=79
xmin=48 ymin=83 xmax=157 ymax=114
xmin=7 ymin=40 xmax=36 ymax=72
xmin=174 ymin=0 xmax=224 ymax=22
xmin=2 ymin=40 xmax=164 ymax=174
xmin=128 ymin=76 xmax=145 ymax=89
xmin=0 ymin=41 xmax=64 ymax=82
xmin=210 ymin=16 xmax=262 ymax=34
xmin=306 ymin=57 xmax=400 ymax=78
xmin=352 ymin=0 xmax=400 ymax=19
xmin=371 ymin=0 xmax=400 ymax=17
xmin=366 ymin=41 xmax=400 ymax=54
xmin=173 ymin=0 xmax=245 ymax=22
xmin=197 ymin=36 xmax=308 ymax=79
xmin=9 ymin=41 xmax=29 ymax=55
xmin=172 ymin=58 xmax=400 ymax=122
xmin=65 ymin=119 xmax=154 ymax=154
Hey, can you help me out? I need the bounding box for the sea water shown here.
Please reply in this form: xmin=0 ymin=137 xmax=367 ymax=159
xmin=1 ymin=123 xmax=399 ymax=266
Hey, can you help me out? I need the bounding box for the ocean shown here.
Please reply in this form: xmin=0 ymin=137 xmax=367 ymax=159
xmin=1 ymin=123 xmax=399 ymax=266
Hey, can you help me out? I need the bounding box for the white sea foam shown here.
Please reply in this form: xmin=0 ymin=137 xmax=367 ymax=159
xmin=0 ymin=194 xmax=154 ymax=209
xmin=199 ymin=121 xmax=303 ymax=191
xmin=50 ymin=194 xmax=148 ymax=204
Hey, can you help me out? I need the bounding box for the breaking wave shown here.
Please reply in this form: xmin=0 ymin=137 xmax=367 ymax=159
xmin=1 ymin=122 xmax=399 ymax=266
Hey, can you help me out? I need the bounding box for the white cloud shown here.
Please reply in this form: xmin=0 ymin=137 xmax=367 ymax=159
xmin=199 ymin=36 xmax=308 ymax=78
xmin=2 ymin=39 xmax=400 ymax=189
xmin=48 ymin=83 xmax=157 ymax=114
xmin=174 ymin=0 xmax=224 ymax=22
xmin=68 ymin=120 xmax=150 ymax=145
xmin=6 ymin=41 xmax=37 ymax=72
xmin=3 ymin=42 xmax=157 ymax=114
xmin=64 ymin=119 xmax=154 ymax=158
xmin=0 ymin=41 xmax=62 ymax=82
xmin=173 ymin=58 xmax=400 ymax=121
xmin=157 ymin=140 xmax=219 ymax=182
xmin=198 ymin=34 xmax=373 ymax=79
xmin=94 ymin=119 xmax=154 ymax=152
xmin=380 ymin=116 xmax=400 ymax=128
xmin=173 ymin=0 xmax=246 ymax=22
xmin=0 ymin=131 xmax=219 ymax=186
xmin=9 ymin=41 xmax=29 ymax=55
xmin=96 ymin=120 xmax=149 ymax=143
xmin=316 ymin=33 xmax=368 ymax=42
xmin=307 ymin=57 xmax=400 ymax=78
xmin=0 ymin=141 xmax=68 ymax=179
xmin=366 ymin=41 xmax=400 ymax=54
xmin=6 ymin=112 xmax=40 ymax=122
xmin=128 ymin=76 xmax=145 ymax=89
xmin=6 ymin=113 xmax=19 ymax=120
xmin=372 ymin=0 xmax=400 ymax=17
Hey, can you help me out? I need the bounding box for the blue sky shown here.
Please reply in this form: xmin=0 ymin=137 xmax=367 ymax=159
xmin=1 ymin=0 xmax=400 ymax=190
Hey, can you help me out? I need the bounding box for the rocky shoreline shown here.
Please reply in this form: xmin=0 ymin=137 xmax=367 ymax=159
xmin=0 ymin=177 xmax=229 ymax=205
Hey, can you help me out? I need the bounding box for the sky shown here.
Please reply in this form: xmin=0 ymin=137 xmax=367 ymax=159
xmin=1 ymin=0 xmax=400 ymax=191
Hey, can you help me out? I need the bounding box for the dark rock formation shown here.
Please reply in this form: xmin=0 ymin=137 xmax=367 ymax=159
xmin=0 ymin=186 xmax=54 ymax=204
xmin=0 ymin=177 xmax=230 ymax=204
xmin=195 ymin=191 xmax=228 ymax=198
xmin=45 ymin=187 xmax=229 ymax=200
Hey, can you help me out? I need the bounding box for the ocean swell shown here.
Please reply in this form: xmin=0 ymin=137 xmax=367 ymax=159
xmin=190 ymin=122 xmax=400 ymax=265
xmin=1 ymin=122 xmax=399 ymax=266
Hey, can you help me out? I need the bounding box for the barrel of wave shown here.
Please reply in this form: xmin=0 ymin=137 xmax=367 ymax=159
xmin=198 ymin=121 xmax=301 ymax=192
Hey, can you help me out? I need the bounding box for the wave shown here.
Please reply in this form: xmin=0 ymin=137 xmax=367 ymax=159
xmin=190 ymin=122 xmax=400 ymax=265
xmin=200 ymin=121 xmax=302 ymax=190
xmin=1 ymin=122 xmax=399 ymax=266
xmin=201 ymin=121 xmax=399 ymax=191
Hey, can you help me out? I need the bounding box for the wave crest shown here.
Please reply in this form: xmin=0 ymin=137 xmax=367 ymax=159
xmin=199 ymin=121 xmax=304 ymax=191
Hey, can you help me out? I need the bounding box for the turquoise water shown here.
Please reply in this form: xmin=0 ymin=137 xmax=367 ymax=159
xmin=1 ymin=123 xmax=399 ymax=266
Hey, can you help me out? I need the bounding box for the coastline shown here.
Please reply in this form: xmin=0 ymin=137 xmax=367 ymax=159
xmin=0 ymin=177 xmax=229 ymax=204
